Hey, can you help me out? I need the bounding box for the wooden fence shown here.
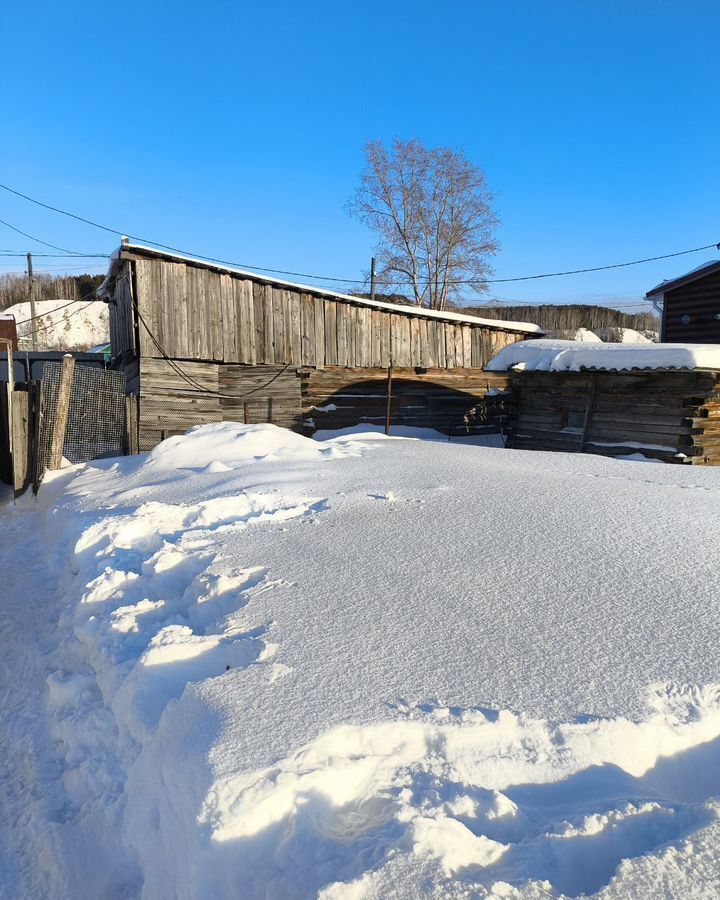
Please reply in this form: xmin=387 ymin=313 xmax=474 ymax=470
xmin=0 ymin=359 xmax=129 ymax=496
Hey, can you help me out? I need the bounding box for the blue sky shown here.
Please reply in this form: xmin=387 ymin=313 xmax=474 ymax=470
xmin=1 ymin=0 xmax=718 ymax=313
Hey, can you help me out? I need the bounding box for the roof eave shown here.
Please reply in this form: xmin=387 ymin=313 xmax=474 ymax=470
xmin=646 ymin=261 xmax=720 ymax=298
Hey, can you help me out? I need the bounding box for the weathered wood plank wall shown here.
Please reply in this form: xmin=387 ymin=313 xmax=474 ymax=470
xmin=108 ymin=261 xmax=135 ymax=360
xmin=112 ymin=254 xmax=531 ymax=371
xmin=136 ymin=358 xmax=305 ymax=450
xmin=510 ymin=370 xmax=720 ymax=463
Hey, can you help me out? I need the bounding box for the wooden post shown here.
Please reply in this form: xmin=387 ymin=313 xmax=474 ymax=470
xmin=48 ymin=354 xmax=75 ymax=470
xmin=12 ymin=390 xmax=29 ymax=494
xmin=31 ymin=381 xmax=43 ymax=494
xmin=385 ymin=364 xmax=393 ymax=435
xmin=1 ymin=338 xmax=14 ymax=454
xmin=27 ymin=252 xmax=38 ymax=353
xmin=579 ymin=373 xmax=598 ymax=453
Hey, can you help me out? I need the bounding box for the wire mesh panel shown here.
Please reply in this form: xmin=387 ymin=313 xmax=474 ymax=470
xmin=37 ymin=362 xmax=127 ymax=478
xmin=138 ymin=396 xmax=222 ymax=451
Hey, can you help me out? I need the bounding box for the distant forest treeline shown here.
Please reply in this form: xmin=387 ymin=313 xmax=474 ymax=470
xmin=460 ymin=303 xmax=658 ymax=334
xmin=0 ymin=273 xmax=104 ymax=311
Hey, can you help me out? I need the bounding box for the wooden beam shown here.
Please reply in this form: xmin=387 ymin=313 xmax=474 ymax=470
xmin=48 ymin=354 xmax=75 ymax=470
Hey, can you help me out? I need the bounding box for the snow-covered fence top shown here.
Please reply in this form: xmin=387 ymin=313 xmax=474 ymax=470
xmin=486 ymin=339 xmax=720 ymax=373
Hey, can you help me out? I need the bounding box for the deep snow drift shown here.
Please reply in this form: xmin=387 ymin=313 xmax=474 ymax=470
xmin=2 ymin=423 xmax=720 ymax=899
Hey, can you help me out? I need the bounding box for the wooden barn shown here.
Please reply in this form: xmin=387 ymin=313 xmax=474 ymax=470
xmin=98 ymin=243 xmax=542 ymax=450
xmin=486 ymin=339 xmax=720 ymax=464
xmin=646 ymin=259 xmax=720 ymax=342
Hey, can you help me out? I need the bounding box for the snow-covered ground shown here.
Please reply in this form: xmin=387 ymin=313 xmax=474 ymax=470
xmin=3 ymin=299 xmax=108 ymax=351
xmin=2 ymin=423 xmax=720 ymax=899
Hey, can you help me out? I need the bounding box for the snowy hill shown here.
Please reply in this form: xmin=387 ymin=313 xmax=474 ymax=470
xmin=3 ymin=298 xmax=109 ymax=351
xmin=594 ymin=325 xmax=653 ymax=343
xmin=546 ymin=326 xmax=658 ymax=343
xmin=3 ymin=424 xmax=720 ymax=898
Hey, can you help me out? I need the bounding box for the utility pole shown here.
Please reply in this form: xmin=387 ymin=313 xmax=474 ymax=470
xmin=27 ymin=252 xmax=38 ymax=352
xmin=370 ymin=257 xmax=377 ymax=303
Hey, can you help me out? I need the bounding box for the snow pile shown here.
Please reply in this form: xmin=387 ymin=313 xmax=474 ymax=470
xmin=574 ymin=326 xmax=602 ymax=342
xmin=3 ymin=299 xmax=109 ymax=351
xmin=487 ymin=338 xmax=720 ymax=372
xmin=312 ymin=422 xmax=505 ymax=448
xmin=145 ymin=421 xmax=359 ymax=470
xmin=4 ymin=424 xmax=720 ymax=897
xmin=545 ymin=327 xmax=603 ymax=342
xmin=594 ymin=326 xmax=653 ymax=344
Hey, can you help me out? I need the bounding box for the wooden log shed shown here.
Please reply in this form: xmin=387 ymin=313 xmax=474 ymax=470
xmin=99 ymin=244 xmax=543 ymax=450
xmin=486 ymin=340 xmax=720 ymax=464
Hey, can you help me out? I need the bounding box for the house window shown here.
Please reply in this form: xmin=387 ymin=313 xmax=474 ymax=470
xmin=562 ymin=409 xmax=584 ymax=433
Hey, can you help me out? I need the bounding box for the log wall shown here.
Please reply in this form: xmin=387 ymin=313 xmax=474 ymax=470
xmin=511 ymin=370 xmax=720 ymax=464
xmin=134 ymin=357 xmax=516 ymax=450
xmin=302 ymin=367 xmax=514 ymax=436
xmin=136 ymin=358 xmax=307 ymax=450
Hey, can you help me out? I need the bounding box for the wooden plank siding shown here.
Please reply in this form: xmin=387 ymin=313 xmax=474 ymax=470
xmin=136 ymin=357 xmax=305 ymax=449
xmin=119 ymin=252 xmax=533 ymax=371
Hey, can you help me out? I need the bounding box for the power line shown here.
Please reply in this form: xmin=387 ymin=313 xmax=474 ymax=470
xmin=8 ymin=275 xmax=117 ymax=326
xmin=18 ymin=299 xmax=98 ymax=338
xmin=0 ymin=215 xmax=89 ymax=255
xmin=12 ymin=297 xmax=91 ymax=325
xmin=132 ymin=297 xmax=292 ymax=399
xmin=0 ymin=252 xmax=108 ymax=258
xmin=1 ymin=181 xmax=717 ymax=287
xmin=0 ymin=182 xmax=361 ymax=281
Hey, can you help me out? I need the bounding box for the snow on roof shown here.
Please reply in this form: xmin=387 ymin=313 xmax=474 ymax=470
xmin=100 ymin=243 xmax=543 ymax=335
xmin=486 ymin=338 xmax=720 ymax=372
xmin=646 ymin=259 xmax=720 ymax=297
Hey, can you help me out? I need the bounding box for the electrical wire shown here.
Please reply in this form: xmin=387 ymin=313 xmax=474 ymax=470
xmin=19 ymin=299 xmax=98 ymax=338
xmin=1 ymin=181 xmax=717 ymax=286
xmin=9 ymin=275 xmax=118 ymax=326
xmin=0 ymin=215 xmax=89 ymax=255
xmin=12 ymin=298 xmax=83 ymax=325
xmin=132 ymin=299 xmax=292 ymax=399
xmin=0 ymin=252 xmax=109 ymax=258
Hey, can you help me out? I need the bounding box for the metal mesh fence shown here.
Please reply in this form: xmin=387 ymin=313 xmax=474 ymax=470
xmin=137 ymin=397 xmax=222 ymax=451
xmin=37 ymin=362 xmax=127 ymax=479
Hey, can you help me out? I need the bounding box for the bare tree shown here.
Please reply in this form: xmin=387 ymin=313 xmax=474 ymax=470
xmin=348 ymin=139 xmax=499 ymax=310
